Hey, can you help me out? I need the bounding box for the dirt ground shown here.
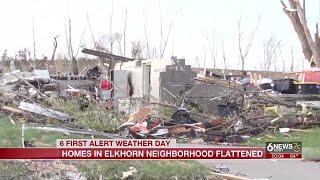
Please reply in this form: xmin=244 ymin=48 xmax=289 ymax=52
xmin=177 ymin=143 xmax=320 ymax=180
xmin=199 ymin=159 xmax=320 ymax=180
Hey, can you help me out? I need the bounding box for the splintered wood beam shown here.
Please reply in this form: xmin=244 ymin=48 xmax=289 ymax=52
xmin=2 ymin=106 xmax=24 ymax=114
xmin=82 ymin=48 xmax=134 ymax=62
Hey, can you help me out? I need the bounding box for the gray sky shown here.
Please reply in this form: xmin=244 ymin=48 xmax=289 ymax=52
xmin=1 ymin=0 xmax=319 ymax=70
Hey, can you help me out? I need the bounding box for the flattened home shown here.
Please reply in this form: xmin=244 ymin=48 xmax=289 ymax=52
xmin=113 ymin=57 xmax=196 ymax=111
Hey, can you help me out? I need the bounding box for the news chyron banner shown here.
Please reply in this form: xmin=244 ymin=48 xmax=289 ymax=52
xmin=0 ymin=139 xmax=302 ymax=160
xmin=265 ymin=142 xmax=302 ymax=159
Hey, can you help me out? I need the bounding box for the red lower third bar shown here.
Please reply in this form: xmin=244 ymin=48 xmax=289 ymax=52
xmin=0 ymin=148 xmax=267 ymax=160
xmin=265 ymin=153 xmax=302 ymax=159
xmin=0 ymin=148 xmax=59 ymax=159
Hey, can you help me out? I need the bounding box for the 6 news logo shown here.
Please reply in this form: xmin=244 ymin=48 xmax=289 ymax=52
xmin=266 ymin=142 xmax=302 ymax=153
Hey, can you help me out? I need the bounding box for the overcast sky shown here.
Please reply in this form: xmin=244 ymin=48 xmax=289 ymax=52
xmin=1 ymin=0 xmax=320 ymax=71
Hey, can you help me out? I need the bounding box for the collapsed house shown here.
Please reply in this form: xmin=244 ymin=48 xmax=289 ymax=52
xmin=113 ymin=56 xmax=196 ymax=112
xmin=1 ymin=47 xmax=320 ymax=145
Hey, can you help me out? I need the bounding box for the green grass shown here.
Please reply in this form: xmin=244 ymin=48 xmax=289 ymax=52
xmin=58 ymin=99 xmax=123 ymax=132
xmin=0 ymin=116 xmax=214 ymax=179
xmin=0 ymin=160 xmax=212 ymax=180
xmin=247 ymin=127 xmax=320 ymax=159
xmin=0 ymin=161 xmax=34 ymax=179
xmin=0 ymin=116 xmax=90 ymax=147
xmin=159 ymin=106 xmax=175 ymax=119
xmin=77 ymin=160 xmax=210 ymax=179
xmin=0 ymin=117 xmax=22 ymax=147
xmin=247 ymin=127 xmax=320 ymax=147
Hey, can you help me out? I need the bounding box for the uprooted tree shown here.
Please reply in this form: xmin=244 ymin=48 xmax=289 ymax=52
xmin=281 ymin=0 xmax=320 ymax=67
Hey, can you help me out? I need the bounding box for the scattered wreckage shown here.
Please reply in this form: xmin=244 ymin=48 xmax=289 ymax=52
xmin=0 ymin=54 xmax=320 ymax=147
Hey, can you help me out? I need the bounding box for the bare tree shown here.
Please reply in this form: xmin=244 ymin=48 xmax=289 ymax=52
xmin=151 ymin=47 xmax=158 ymax=58
xmin=1 ymin=50 xmax=8 ymax=61
xmin=65 ymin=19 xmax=79 ymax=75
xmin=279 ymin=49 xmax=287 ymax=72
xmin=237 ymin=17 xmax=260 ymax=71
xmin=221 ymin=38 xmax=227 ymax=70
xmin=109 ymin=0 xmax=114 ymax=53
xmin=131 ymin=41 xmax=144 ymax=59
xmin=114 ymin=33 xmax=123 ymax=55
xmin=159 ymin=11 xmax=178 ymax=59
xmin=203 ymin=45 xmax=207 ymax=70
xmin=51 ymin=35 xmax=59 ymax=61
xmin=206 ymin=32 xmax=217 ymax=69
xmin=159 ymin=0 xmax=163 ymax=56
xmin=123 ymin=9 xmax=127 ymax=56
xmin=290 ymin=47 xmax=295 ymax=71
xmin=144 ymin=14 xmax=151 ymax=59
xmin=32 ymin=17 xmax=36 ymax=60
xmin=195 ymin=56 xmax=200 ymax=68
xmin=281 ymin=0 xmax=320 ymax=67
xmin=261 ymin=36 xmax=282 ymax=71
xmin=17 ymin=49 xmax=28 ymax=61
xmin=87 ymin=13 xmax=98 ymax=50
xmin=160 ymin=20 xmax=174 ymax=59
xmin=158 ymin=0 xmax=175 ymax=59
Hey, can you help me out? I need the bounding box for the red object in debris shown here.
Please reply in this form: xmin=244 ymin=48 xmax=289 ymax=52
xmin=304 ymin=70 xmax=320 ymax=83
xmin=100 ymin=80 xmax=112 ymax=90
xmin=130 ymin=122 xmax=149 ymax=134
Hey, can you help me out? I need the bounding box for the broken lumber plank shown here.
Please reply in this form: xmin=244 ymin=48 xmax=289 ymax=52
xmin=2 ymin=106 xmax=24 ymax=114
xmin=287 ymin=128 xmax=312 ymax=133
xmin=18 ymin=102 xmax=70 ymax=121
xmin=209 ymin=172 xmax=251 ymax=180
xmin=79 ymin=65 xmax=90 ymax=75
xmin=82 ymin=48 xmax=134 ymax=62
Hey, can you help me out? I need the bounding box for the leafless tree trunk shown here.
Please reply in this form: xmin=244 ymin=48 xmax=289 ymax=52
xmin=281 ymin=0 xmax=320 ymax=67
xmin=280 ymin=51 xmax=286 ymax=72
xmin=50 ymin=35 xmax=59 ymax=73
xmin=206 ymin=32 xmax=217 ymax=69
xmin=115 ymin=33 xmax=123 ymax=55
xmin=123 ymin=9 xmax=127 ymax=56
xmin=203 ymin=44 xmax=206 ymax=70
xmin=144 ymin=15 xmax=150 ymax=59
xmin=131 ymin=41 xmax=144 ymax=59
xmin=87 ymin=13 xmax=97 ymax=49
xmin=237 ymin=17 xmax=260 ymax=72
xmin=159 ymin=10 xmax=177 ymax=59
xmin=160 ymin=20 xmax=174 ymax=59
xmin=290 ymin=47 xmax=295 ymax=71
xmin=221 ymin=38 xmax=227 ymax=70
xmin=261 ymin=36 xmax=282 ymax=71
xmin=65 ymin=19 xmax=79 ymax=75
xmin=110 ymin=0 xmax=114 ymax=54
xmin=51 ymin=35 xmax=59 ymax=61
xmin=159 ymin=1 xmax=163 ymax=57
xmin=32 ymin=17 xmax=36 ymax=60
